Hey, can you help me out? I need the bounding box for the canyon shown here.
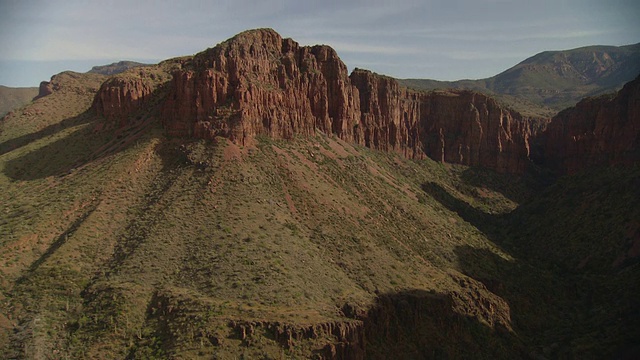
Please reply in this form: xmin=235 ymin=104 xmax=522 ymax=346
xmin=93 ymin=28 xmax=639 ymax=175
xmin=1 ymin=28 xmax=639 ymax=359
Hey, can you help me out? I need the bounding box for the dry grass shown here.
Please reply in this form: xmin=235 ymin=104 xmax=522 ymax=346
xmin=1 ymin=69 xmax=636 ymax=359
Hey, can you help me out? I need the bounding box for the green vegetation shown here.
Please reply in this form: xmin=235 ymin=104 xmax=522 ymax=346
xmin=401 ymin=43 xmax=640 ymax=118
xmin=0 ymin=85 xmax=39 ymax=118
xmin=0 ymin=69 xmax=637 ymax=359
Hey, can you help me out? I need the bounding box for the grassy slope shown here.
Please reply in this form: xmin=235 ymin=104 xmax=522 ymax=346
xmin=504 ymin=167 xmax=640 ymax=357
xmin=0 ymin=72 xmax=521 ymax=359
xmin=0 ymin=86 xmax=39 ymax=118
xmin=400 ymin=43 xmax=640 ymax=118
xmin=0 ymin=70 xmax=637 ymax=359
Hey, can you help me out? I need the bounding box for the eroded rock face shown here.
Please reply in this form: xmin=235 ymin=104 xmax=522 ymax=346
xmin=350 ymin=69 xmax=425 ymax=159
xmin=93 ymin=77 xmax=153 ymax=127
xmin=156 ymin=29 xmax=540 ymax=174
xmin=540 ymin=75 xmax=640 ymax=174
xmin=160 ymin=28 xmax=361 ymax=145
xmin=90 ymin=29 xmax=640 ymax=175
xmin=419 ymin=90 xmax=543 ymax=174
xmin=91 ymin=28 xmax=572 ymax=175
xmin=92 ymin=68 xmax=176 ymax=128
xmin=91 ymin=29 xmax=540 ymax=174
xmin=351 ymin=69 xmax=541 ymax=173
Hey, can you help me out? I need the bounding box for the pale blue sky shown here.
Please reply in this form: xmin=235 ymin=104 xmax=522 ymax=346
xmin=0 ymin=0 xmax=638 ymax=87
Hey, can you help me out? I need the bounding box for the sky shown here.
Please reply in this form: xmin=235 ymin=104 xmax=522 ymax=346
xmin=0 ymin=0 xmax=638 ymax=87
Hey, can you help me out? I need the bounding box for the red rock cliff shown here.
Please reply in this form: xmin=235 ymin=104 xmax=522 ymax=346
xmin=92 ymin=67 xmax=175 ymax=128
xmin=160 ymin=28 xmax=361 ymax=144
xmin=541 ymin=75 xmax=640 ymax=174
xmin=350 ymin=69 xmax=425 ymax=159
xmin=419 ymin=90 xmax=542 ymax=174
xmin=93 ymin=28 xmax=541 ymax=174
xmin=351 ymin=69 xmax=540 ymax=173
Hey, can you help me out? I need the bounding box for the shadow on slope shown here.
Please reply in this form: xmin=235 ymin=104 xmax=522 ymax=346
xmin=425 ymin=168 xmax=640 ymax=359
xmin=364 ymin=289 xmax=524 ymax=360
xmin=454 ymin=242 xmax=640 ymax=359
xmin=458 ymin=166 xmax=552 ymax=205
xmin=0 ymin=111 xmax=93 ymax=157
xmin=2 ymin=111 xmax=159 ymax=181
xmin=2 ymin=111 xmax=101 ymax=180
xmin=421 ymin=181 xmax=502 ymax=239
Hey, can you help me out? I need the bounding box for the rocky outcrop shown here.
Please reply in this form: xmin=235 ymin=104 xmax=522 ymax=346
xmin=92 ymin=71 xmax=161 ymax=128
xmin=155 ymin=28 xmax=539 ymax=173
xmin=364 ymin=288 xmax=518 ymax=359
xmin=539 ymin=75 xmax=640 ymax=174
xmin=36 ymin=80 xmax=55 ymax=99
xmin=419 ymin=90 xmax=544 ymax=174
xmin=88 ymin=29 xmax=640 ymax=175
xmin=35 ymin=71 xmax=105 ymax=99
xmin=230 ymin=320 xmax=366 ymax=359
xmin=145 ymin=280 xmax=516 ymax=359
xmin=160 ymin=28 xmax=360 ymax=144
xmin=351 ymin=69 xmax=542 ymax=173
xmin=87 ymin=29 xmax=539 ymax=173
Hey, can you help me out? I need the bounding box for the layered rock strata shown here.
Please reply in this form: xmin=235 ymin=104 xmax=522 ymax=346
xmin=91 ymin=28 xmax=639 ymax=174
xmin=159 ymin=29 xmax=360 ymax=144
xmin=539 ymin=75 xmax=640 ymax=174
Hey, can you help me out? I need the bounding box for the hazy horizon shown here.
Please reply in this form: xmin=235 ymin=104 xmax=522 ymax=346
xmin=1 ymin=0 xmax=639 ymax=87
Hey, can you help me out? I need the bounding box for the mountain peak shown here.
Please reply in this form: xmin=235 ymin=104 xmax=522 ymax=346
xmin=227 ymin=27 xmax=282 ymax=43
xmin=92 ymin=29 xmax=539 ymax=174
xmin=89 ymin=29 xmax=640 ymax=176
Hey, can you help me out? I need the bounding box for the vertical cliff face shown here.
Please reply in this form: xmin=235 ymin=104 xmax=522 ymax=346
xmin=540 ymin=75 xmax=640 ymax=174
xmin=419 ymin=90 xmax=541 ymax=174
xmin=91 ymin=66 xmax=177 ymax=129
xmin=351 ymin=69 xmax=539 ymax=173
xmin=160 ymin=28 xmax=361 ymax=145
xmin=90 ymin=29 xmax=554 ymax=174
xmin=92 ymin=75 xmax=156 ymax=128
xmin=350 ymin=69 xmax=425 ymax=159
xmin=89 ymin=30 xmax=640 ymax=175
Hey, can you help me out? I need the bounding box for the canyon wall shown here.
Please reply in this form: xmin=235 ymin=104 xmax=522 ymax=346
xmin=91 ymin=28 xmax=639 ymax=175
xmin=158 ymin=29 xmax=540 ymax=174
xmin=159 ymin=29 xmax=361 ymax=144
xmin=416 ymin=89 xmax=539 ymax=174
xmin=539 ymin=75 xmax=640 ymax=174
xmin=350 ymin=69 xmax=540 ymax=173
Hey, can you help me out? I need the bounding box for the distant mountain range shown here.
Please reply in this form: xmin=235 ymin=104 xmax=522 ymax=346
xmin=400 ymin=43 xmax=640 ymax=117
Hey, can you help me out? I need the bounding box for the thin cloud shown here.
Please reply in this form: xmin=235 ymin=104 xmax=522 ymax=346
xmin=0 ymin=0 xmax=638 ymax=86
